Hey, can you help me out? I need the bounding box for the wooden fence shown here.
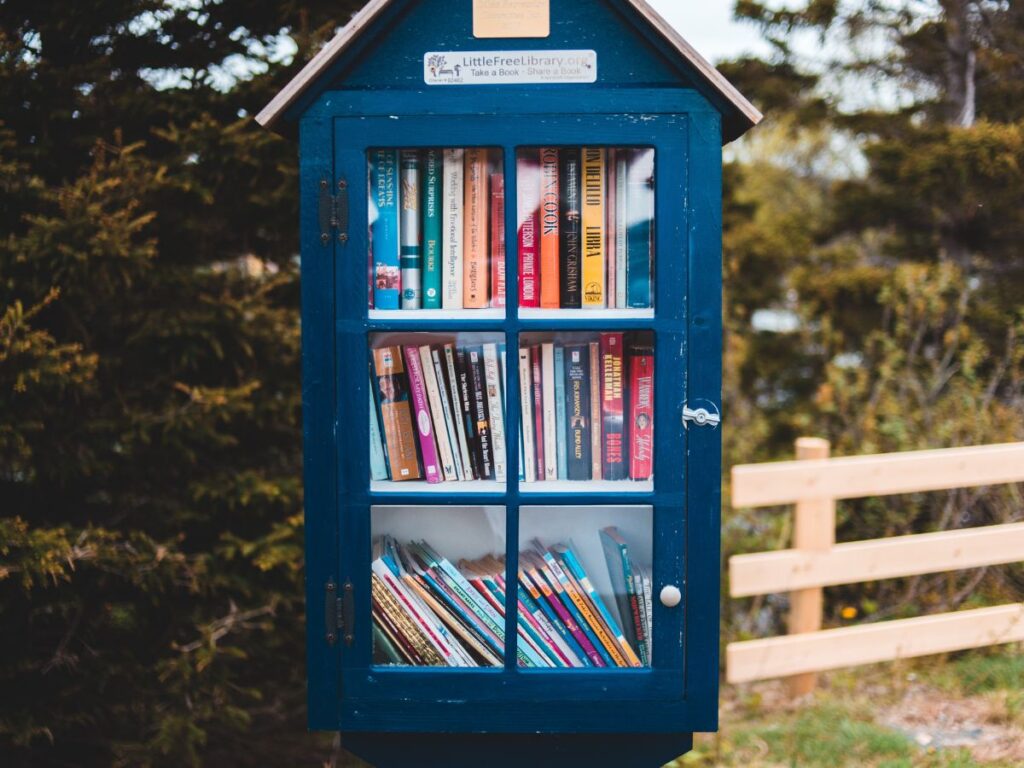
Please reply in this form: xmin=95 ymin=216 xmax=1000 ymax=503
xmin=725 ymin=439 xmax=1024 ymax=695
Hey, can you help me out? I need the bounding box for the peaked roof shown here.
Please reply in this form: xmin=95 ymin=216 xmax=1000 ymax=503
xmin=257 ymin=0 xmax=763 ymax=137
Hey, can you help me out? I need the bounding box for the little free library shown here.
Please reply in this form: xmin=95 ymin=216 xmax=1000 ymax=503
xmin=257 ymin=1 xmax=760 ymax=765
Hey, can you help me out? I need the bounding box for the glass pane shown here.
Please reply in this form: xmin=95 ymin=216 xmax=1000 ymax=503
xmin=371 ymin=506 xmax=506 ymax=667
xmin=368 ymin=148 xmax=505 ymax=314
xmin=518 ymin=506 xmax=653 ymax=668
xmin=517 ymin=331 xmax=654 ymax=490
xmin=370 ymin=332 xmax=508 ymax=491
xmin=516 ymin=147 xmax=654 ymax=315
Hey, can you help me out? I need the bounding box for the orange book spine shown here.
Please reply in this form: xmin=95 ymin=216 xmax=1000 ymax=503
xmin=463 ymin=149 xmax=490 ymax=308
xmin=539 ymin=147 xmax=561 ymax=308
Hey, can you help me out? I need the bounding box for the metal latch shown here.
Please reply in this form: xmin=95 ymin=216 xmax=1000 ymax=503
xmin=682 ymin=403 xmax=721 ymax=429
xmin=318 ymin=176 xmax=350 ymax=247
xmin=325 ymin=579 xmax=355 ymax=646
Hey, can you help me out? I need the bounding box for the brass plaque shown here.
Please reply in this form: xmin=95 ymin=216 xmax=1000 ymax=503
xmin=473 ymin=0 xmax=550 ymax=39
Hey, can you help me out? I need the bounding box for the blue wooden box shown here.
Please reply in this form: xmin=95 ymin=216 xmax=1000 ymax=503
xmin=259 ymin=1 xmax=759 ymax=765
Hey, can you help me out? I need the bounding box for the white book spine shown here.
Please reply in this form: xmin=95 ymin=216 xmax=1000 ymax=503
xmin=442 ymin=149 xmax=465 ymax=309
xmin=541 ymin=342 xmax=557 ymax=481
xmin=482 ymin=343 xmax=507 ymax=482
xmin=518 ymin=347 xmax=537 ymax=482
xmin=430 ymin=347 xmax=464 ymax=481
xmin=641 ymin=567 xmax=653 ymax=658
xmin=615 ymin=154 xmax=628 ymax=310
xmin=444 ymin=343 xmax=474 ymax=480
xmin=419 ymin=345 xmax=457 ymax=481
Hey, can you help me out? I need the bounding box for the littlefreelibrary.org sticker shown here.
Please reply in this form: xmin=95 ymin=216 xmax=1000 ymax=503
xmin=424 ymin=50 xmax=597 ymax=86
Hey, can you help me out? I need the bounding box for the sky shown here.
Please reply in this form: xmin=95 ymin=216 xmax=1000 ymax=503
xmin=646 ymin=0 xmax=773 ymax=64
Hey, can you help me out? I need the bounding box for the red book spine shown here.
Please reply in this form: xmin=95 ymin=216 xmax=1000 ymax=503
xmin=628 ymin=340 xmax=654 ymax=481
xmin=531 ymin=345 xmax=545 ymax=477
xmin=600 ymin=333 xmax=627 ymax=481
xmin=517 ymin=151 xmax=541 ymax=307
xmin=490 ymin=172 xmax=506 ymax=308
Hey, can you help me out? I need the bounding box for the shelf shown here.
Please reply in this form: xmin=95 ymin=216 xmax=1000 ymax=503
xmin=519 ymin=480 xmax=655 ymax=494
xmin=368 ymin=309 xmax=506 ymax=322
xmin=370 ymin=480 xmax=506 ymax=494
xmin=518 ymin=308 xmax=655 ymax=321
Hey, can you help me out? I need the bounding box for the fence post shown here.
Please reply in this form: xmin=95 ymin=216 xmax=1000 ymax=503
xmin=787 ymin=437 xmax=834 ymax=697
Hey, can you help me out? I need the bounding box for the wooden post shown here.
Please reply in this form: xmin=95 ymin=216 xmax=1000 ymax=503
xmin=787 ymin=437 xmax=833 ymax=697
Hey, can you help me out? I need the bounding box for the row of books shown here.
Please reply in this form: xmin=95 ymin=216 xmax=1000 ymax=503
xmin=369 ymin=148 xmax=505 ymax=310
xmin=519 ymin=332 xmax=654 ymax=483
xmin=371 ymin=528 xmax=653 ymax=668
xmin=518 ymin=147 xmax=655 ymax=310
xmin=370 ymin=342 xmax=508 ymax=483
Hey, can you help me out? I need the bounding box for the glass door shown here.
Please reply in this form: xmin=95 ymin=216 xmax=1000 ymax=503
xmin=333 ymin=113 xmax=690 ymax=710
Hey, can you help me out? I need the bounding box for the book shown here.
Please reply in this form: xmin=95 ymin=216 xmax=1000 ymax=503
xmin=372 ymin=346 xmax=421 ymax=481
xmin=370 ymin=149 xmax=401 ymax=310
xmin=600 ymin=332 xmax=627 ymax=481
xmin=615 ymin=150 xmax=629 ymax=309
xmin=517 ymin=150 xmax=541 ymax=308
xmin=559 ymin=148 xmax=582 ymax=308
xmin=628 ymin=333 xmax=655 ymax=481
xmin=369 ymin=387 xmax=389 ymax=481
xmin=482 ymin=343 xmax=507 ymax=482
xmin=539 ymin=147 xmax=561 ymax=308
xmin=599 ymin=527 xmax=648 ymax=666
xmin=455 ymin=348 xmax=481 ymax=479
xmin=523 ymin=561 xmax=600 ymax=667
xmin=641 ymin=565 xmax=654 ymax=658
xmin=442 ymin=149 xmax=465 ymax=309
xmin=530 ymin=345 xmax=545 ymax=478
xmin=463 ymin=149 xmax=490 ymax=308
xmin=518 ymin=347 xmax=537 ymax=482
xmin=527 ymin=554 xmax=608 ymax=666
xmin=581 ymin=147 xmax=606 ymax=308
xmin=403 ymin=346 xmax=442 ymax=483
xmin=589 ymin=340 xmax=603 ymax=480
xmin=422 ymin=149 xmax=443 ymax=309
xmin=606 ymin=150 xmax=617 ymax=310
xmin=553 ymin=345 xmax=568 ymax=480
xmin=430 ymin=346 xmax=464 ymax=481
xmin=467 ymin=346 xmax=494 ymax=479
xmin=419 ymin=345 xmax=458 ymax=482
xmin=444 ymin=343 xmax=475 ymax=480
xmin=541 ymin=342 xmax=558 ymax=481
xmin=400 ymin=150 xmax=423 ymax=309
xmin=627 ymin=148 xmax=655 ymax=308
xmin=564 ymin=344 xmax=592 ymax=481
xmin=489 ymin=172 xmax=505 ymax=308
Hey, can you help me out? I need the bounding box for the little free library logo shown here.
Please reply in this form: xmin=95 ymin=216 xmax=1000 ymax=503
xmin=424 ymin=50 xmax=597 ymax=85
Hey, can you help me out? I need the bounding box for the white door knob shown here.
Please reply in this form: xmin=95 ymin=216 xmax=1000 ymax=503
xmin=660 ymin=585 xmax=681 ymax=608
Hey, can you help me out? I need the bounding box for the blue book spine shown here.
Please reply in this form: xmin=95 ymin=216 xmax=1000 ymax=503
xmin=400 ymin=150 xmax=423 ymax=309
xmin=422 ymin=149 xmax=443 ymax=309
xmin=626 ymin=149 xmax=655 ymax=309
xmin=521 ymin=573 xmax=591 ymax=667
xmin=370 ymin=149 xmax=401 ymax=310
xmin=369 ymin=388 xmax=388 ymax=481
xmin=554 ymin=345 xmax=568 ymax=480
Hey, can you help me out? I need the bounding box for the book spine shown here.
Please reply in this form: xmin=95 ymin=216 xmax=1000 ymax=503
xmin=482 ymin=343 xmax=506 ymax=482
xmin=467 ymin=346 xmax=494 ymax=479
xmin=553 ymin=345 xmax=568 ymax=480
xmin=519 ymin=571 xmax=586 ymax=666
xmin=455 ymin=348 xmax=481 ymax=479
xmin=622 ymin=552 xmax=649 ymax=666
xmin=372 ymin=346 xmax=421 ymax=481
xmin=403 ymin=346 xmax=442 ymax=483
xmin=442 ymin=149 xmax=465 ymax=309
xmin=517 ymin=150 xmax=541 ymax=308
xmin=530 ymin=565 xmax=607 ymax=667
xmin=530 ymin=345 xmax=545 ymax=478
xmin=489 ymin=172 xmax=506 ymax=308
xmin=430 ymin=346 xmax=464 ymax=481
xmin=444 ymin=343 xmax=474 ymax=480
xmin=422 ymin=149 xmax=442 ymax=309
xmin=370 ymin=149 xmax=401 ymax=310
xmin=598 ymin=528 xmax=640 ymax=661
xmin=539 ymin=147 xmax=561 ymax=308
xmin=419 ymin=345 xmax=457 ymax=481
xmin=463 ymin=149 xmax=490 ymax=308
xmin=541 ymin=343 xmax=558 ymax=481
xmin=589 ymin=340 xmax=603 ymax=480
xmin=517 ymin=347 xmax=537 ymax=482
xmin=581 ymin=147 xmax=606 ymax=308
xmin=615 ymin=151 xmax=629 ymax=309
xmin=641 ymin=566 xmax=654 ymax=658
xmin=565 ymin=344 xmax=592 ymax=480
xmin=627 ymin=148 xmax=655 ymax=308
xmin=372 ymin=561 xmax=453 ymax=664
xmin=369 ymin=388 xmax=389 ymax=481
xmin=517 ymin=588 xmax=577 ymax=666
xmin=539 ymin=554 xmax=614 ymax=666
xmin=559 ymin=148 xmax=582 ymax=308
xmin=628 ymin=334 xmax=655 ymax=481
xmin=400 ymin=150 xmax=422 ymax=309
xmin=600 ymin=332 xmax=627 ymax=481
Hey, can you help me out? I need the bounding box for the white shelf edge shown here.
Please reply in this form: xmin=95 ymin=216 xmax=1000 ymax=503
xmin=518 ymin=308 xmax=655 ymax=321
xmin=370 ymin=480 xmax=507 ymax=494
xmin=368 ymin=309 xmax=506 ymax=321
xmin=519 ymin=480 xmax=655 ymax=494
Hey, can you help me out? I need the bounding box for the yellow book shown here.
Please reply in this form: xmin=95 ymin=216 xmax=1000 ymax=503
xmin=463 ymin=149 xmax=490 ymax=308
xmin=581 ymin=147 xmax=605 ymax=307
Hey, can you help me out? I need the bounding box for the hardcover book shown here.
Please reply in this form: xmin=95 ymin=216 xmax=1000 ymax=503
xmin=539 ymin=147 xmax=561 ymax=308
xmin=403 ymin=345 xmax=442 ymax=483
xmin=489 ymin=172 xmax=506 ymax=308
xmin=600 ymin=332 xmax=628 ymax=480
xmin=628 ymin=332 xmax=655 ymax=481
xmin=559 ymin=148 xmax=582 ymax=308
xmin=372 ymin=346 xmax=421 ymax=481
xmin=581 ymin=147 xmax=606 ymax=307
xmin=455 ymin=348 xmax=480 ymax=479
xmin=422 ymin=149 xmax=443 ymax=309
xmin=370 ymin=150 xmax=401 ymax=310
xmin=463 ymin=149 xmax=490 ymax=308
xmin=517 ymin=150 xmax=541 ymax=308
xmin=564 ymin=344 xmax=591 ymax=481
xmin=442 ymin=149 xmax=465 ymax=309
xmin=400 ymin=150 xmax=423 ymax=309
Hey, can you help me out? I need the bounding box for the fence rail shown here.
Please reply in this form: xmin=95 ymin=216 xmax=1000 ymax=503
xmin=725 ymin=440 xmax=1024 ymax=695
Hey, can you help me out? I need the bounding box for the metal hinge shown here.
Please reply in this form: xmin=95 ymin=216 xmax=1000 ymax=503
xmin=682 ymin=402 xmax=721 ymax=429
xmin=318 ymin=176 xmax=349 ymax=247
xmin=325 ymin=579 xmax=355 ymax=646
